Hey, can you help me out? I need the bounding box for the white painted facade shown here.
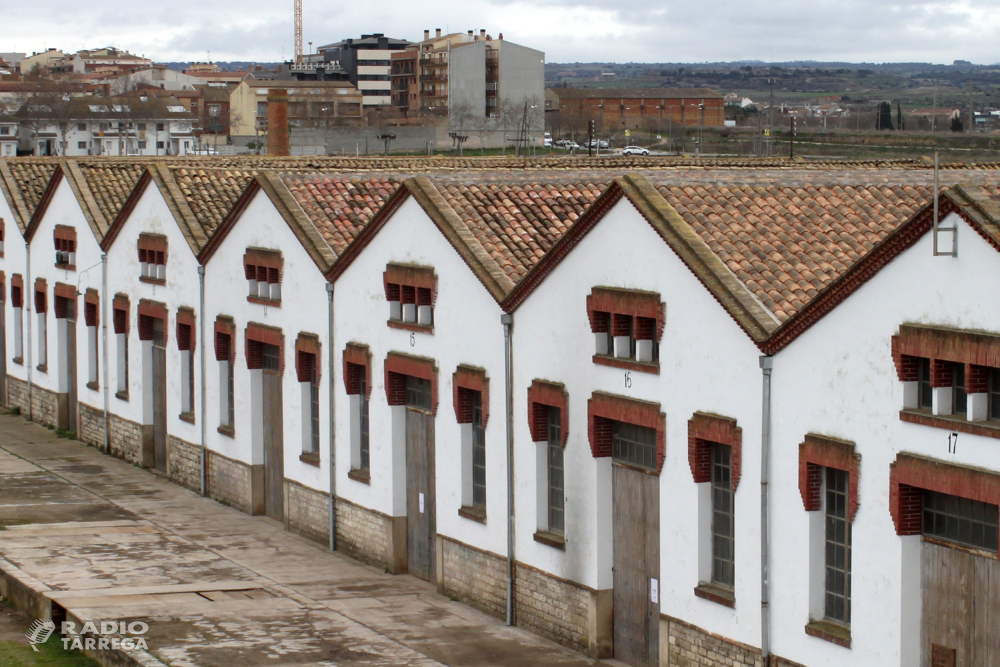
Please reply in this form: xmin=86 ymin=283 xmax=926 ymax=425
xmin=23 ymin=119 xmax=194 ymax=157
xmin=0 ymin=189 xmax=27 ymax=391
xmin=0 ymin=120 xmax=16 ymax=157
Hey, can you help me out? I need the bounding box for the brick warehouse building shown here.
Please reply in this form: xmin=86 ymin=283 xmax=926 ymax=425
xmin=546 ymin=87 xmax=726 ymax=132
xmin=1 ymin=156 xmax=1000 ymax=667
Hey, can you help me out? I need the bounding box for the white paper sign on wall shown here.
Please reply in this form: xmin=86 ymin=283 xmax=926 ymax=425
xmin=650 ymin=578 xmax=659 ymax=604
xmin=419 ymin=492 xmax=425 ymax=514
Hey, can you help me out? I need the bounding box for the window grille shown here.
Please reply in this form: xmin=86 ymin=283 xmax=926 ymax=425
xmin=824 ymin=467 xmax=851 ymax=625
xmin=611 ymin=421 xmax=657 ymax=470
xmin=711 ymin=444 xmax=734 ymax=588
xmin=923 ymin=490 xmax=999 ymax=552
xmin=405 ymin=375 xmax=432 ymax=410
xmin=547 ymin=406 xmax=564 ymax=534
xmin=472 ymin=391 xmax=486 ymax=508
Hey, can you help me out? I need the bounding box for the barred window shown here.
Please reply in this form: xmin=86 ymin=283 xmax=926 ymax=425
xmin=711 ymin=444 xmax=734 ymax=588
xmin=471 ymin=391 xmax=486 ymax=508
xmin=923 ymin=490 xmax=999 ymax=552
xmin=359 ymin=372 xmax=370 ymax=470
xmin=952 ymin=363 xmax=967 ymax=416
xmin=262 ymin=343 xmax=280 ymax=372
xmin=611 ymin=421 xmax=657 ymax=471
xmin=548 ymin=406 xmax=564 ymax=534
xmin=405 ymin=375 xmax=432 ymax=410
xmin=824 ymin=467 xmax=851 ymax=625
xmin=917 ymin=358 xmax=932 ymax=409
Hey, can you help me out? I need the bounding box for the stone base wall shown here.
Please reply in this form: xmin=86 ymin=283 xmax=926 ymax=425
xmin=167 ymin=436 xmax=201 ymax=493
xmin=664 ymin=615 xmax=763 ymax=667
xmin=515 ymin=562 xmax=590 ymax=651
xmin=440 ymin=537 xmax=506 ymax=620
xmin=285 ymin=480 xmax=329 ymax=545
xmin=206 ymin=450 xmax=252 ymax=514
xmin=78 ymin=403 xmax=106 ymax=448
xmin=6 ymin=376 xmax=28 ymax=414
xmin=335 ymin=496 xmax=390 ymax=568
xmin=108 ymin=413 xmax=144 ymax=465
xmin=29 ymin=384 xmax=58 ymax=428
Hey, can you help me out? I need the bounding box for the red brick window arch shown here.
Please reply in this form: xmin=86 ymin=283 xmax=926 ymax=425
xmin=587 ymin=391 xmax=665 ymax=473
xmin=245 ymin=322 xmax=284 ymax=373
xmin=344 ymin=342 xmax=373 ymax=480
xmin=587 ymin=287 xmax=664 ymax=374
xmin=215 ymin=316 xmax=236 ymax=432
xmin=384 ymin=263 xmax=436 ymax=332
xmin=688 ymin=412 xmax=742 ymax=491
xmin=527 ymin=379 xmax=569 ymax=445
xmin=54 ymin=225 xmax=76 ymax=269
xmin=0 ymin=218 xmax=6 ymax=256
xmin=384 ymin=351 xmax=438 ymax=414
xmin=245 ymin=248 xmax=282 ymax=304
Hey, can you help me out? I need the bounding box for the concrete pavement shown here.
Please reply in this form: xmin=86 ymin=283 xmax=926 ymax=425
xmin=0 ymin=413 xmax=603 ymax=667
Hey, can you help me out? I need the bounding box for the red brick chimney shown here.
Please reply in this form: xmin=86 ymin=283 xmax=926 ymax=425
xmin=267 ymin=88 xmax=290 ymax=156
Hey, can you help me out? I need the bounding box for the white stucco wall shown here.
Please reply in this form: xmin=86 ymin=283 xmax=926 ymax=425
xmin=510 ymin=199 xmax=764 ymax=646
xmin=202 ymin=190 xmax=331 ymax=494
xmin=769 ymin=211 xmax=1000 ymax=667
xmin=0 ymin=192 xmax=28 ymax=386
xmin=332 ymin=196 xmax=509 ymax=556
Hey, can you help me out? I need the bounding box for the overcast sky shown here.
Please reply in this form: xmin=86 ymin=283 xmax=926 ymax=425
xmin=2 ymin=0 xmax=998 ymax=65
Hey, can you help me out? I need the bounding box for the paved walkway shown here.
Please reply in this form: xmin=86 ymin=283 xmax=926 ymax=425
xmin=0 ymin=414 xmax=602 ymax=667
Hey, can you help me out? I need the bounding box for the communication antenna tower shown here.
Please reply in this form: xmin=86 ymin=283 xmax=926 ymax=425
xmin=294 ymin=0 xmax=303 ymax=63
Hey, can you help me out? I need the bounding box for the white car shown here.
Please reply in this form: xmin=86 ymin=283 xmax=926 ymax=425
xmin=622 ymin=146 xmax=649 ymax=156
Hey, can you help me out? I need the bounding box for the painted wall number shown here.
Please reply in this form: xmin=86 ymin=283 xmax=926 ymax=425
xmin=948 ymin=431 xmax=959 ymax=454
xmin=410 ymin=332 xmax=415 ymax=347
xmin=624 ymin=371 xmax=632 ymax=388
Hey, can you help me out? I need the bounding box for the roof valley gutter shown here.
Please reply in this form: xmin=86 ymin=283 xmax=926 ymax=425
xmin=199 ymin=265 xmax=206 ymax=496
xmin=759 ymin=354 xmax=773 ymax=661
xmin=327 ymin=281 xmax=336 ymax=552
xmin=25 ymin=241 xmax=31 ymax=422
xmin=502 ymin=312 xmax=515 ymax=626
xmin=102 ymin=254 xmax=109 ymax=453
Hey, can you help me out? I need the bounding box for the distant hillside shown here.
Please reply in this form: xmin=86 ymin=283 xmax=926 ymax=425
xmin=159 ymin=61 xmax=279 ymax=72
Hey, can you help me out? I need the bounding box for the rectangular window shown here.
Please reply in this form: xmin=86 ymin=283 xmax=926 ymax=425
xmin=299 ymin=352 xmax=319 ymax=454
xmin=824 ymin=467 xmax=852 ymax=625
xmin=547 ymin=406 xmax=564 ymax=534
xmin=262 ymin=343 xmax=280 ymax=371
xmin=12 ymin=284 xmax=22 ymax=361
xmin=471 ymin=391 xmax=486 ymax=509
xmin=359 ymin=371 xmax=369 ymax=470
xmin=114 ymin=308 xmax=128 ymax=395
xmin=86 ymin=302 xmax=98 ymax=385
xmin=611 ymin=421 xmax=657 ymax=471
xmin=178 ymin=323 xmax=194 ymax=415
xmin=404 ymin=375 xmax=432 ymax=410
xmin=990 ymin=369 xmax=1000 ymax=421
xmin=917 ymin=358 xmax=932 ymax=409
xmin=952 ymin=363 xmax=967 ymax=416
xmin=711 ymin=444 xmax=734 ymax=589
xmin=923 ymin=490 xmax=999 ymax=552
xmin=77 ymin=141 xmax=87 ymax=149
xmin=36 ymin=289 xmax=47 ymax=369
xmin=217 ymin=333 xmax=234 ymax=428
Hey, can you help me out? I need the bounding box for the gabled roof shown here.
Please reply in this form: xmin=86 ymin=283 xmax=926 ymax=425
xmin=944 ymin=184 xmax=1000 ymax=252
xmin=1 ymin=158 xmax=58 ymax=231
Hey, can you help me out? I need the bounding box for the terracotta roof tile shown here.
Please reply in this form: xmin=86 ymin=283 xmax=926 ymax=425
xmin=7 ymin=159 xmax=57 ymax=213
xmin=75 ymin=161 xmax=145 ymax=225
xmin=655 ymin=182 xmax=932 ymax=323
xmin=170 ymin=166 xmax=257 ymax=237
xmin=280 ymin=174 xmax=402 ymax=254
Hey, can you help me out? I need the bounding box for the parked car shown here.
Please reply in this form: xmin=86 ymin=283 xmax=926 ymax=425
xmin=586 ymin=139 xmax=610 ymax=149
xmin=622 ymin=146 xmax=649 ymax=156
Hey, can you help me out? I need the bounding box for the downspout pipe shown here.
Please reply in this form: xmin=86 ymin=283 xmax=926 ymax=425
xmin=198 ymin=265 xmax=207 ymax=496
xmin=326 ymin=282 xmax=336 ymax=552
xmin=502 ymin=312 xmax=514 ymax=626
xmin=101 ymin=254 xmax=109 ymax=453
xmin=25 ymin=241 xmax=32 ymax=422
xmin=759 ymin=354 xmax=773 ymax=662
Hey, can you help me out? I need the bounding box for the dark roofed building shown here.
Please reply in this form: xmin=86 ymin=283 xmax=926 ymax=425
xmin=546 ymin=86 xmax=725 ymax=131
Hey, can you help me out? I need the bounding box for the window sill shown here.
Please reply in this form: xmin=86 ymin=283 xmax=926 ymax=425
xmin=12 ymin=357 xmax=22 ymax=366
xmin=592 ymin=354 xmax=659 ymax=375
xmin=139 ymin=276 xmax=166 ymax=286
xmin=36 ymin=364 xmax=47 ymax=373
xmin=217 ymin=425 xmax=234 ymax=438
xmin=805 ymin=620 xmax=851 ymax=649
xmin=247 ymin=296 xmax=281 ymax=307
xmin=694 ymin=583 xmax=735 ymax=608
xmin=348 ymin=468 xmax=370 ymax=484
xmin=387 ymin=319 xmax=433 ymax=334
xmin=458 ymin=505 xmax=487 ymax=524
xmin=533 ymin=530 xmax=566 ymax=550
xmin=299 ymin=452 xmax=320 ymax=467
xmin=55 ymin=264 xmax=76 ymax=271
xmin=115 ymin=390 xmax=129 ymax=401
xmin=86 ymin=381 xmax=99 ymax=391
xmin=899 ymin=408 xmax=1000 ymax=440
xmin=178 ymin=412 xmax=195 ymax=424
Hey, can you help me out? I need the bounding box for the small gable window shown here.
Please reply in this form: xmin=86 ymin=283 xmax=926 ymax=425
xmin=54 ymin=225 xmax=77 ymax=269
xmin=244 ymin=249 xmax=282 ymax=304
xmin=384 ymin=263 xmax=436 ymax=332
xmin=587 ymin=287 xmax=665 ymax=374
xmin=138 ymin=234 xmax=168 ymax=283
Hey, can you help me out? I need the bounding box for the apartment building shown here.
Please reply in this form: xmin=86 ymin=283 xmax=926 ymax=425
xmin=316 ymin=34 xmax=411 ymax=108
xmin=0 ymin=115 xmax=16 ymax=156
xmin=48 ymin=47 xmax=152 ymax=76
xmin=229 ymin=80 xmax=364 ymax=139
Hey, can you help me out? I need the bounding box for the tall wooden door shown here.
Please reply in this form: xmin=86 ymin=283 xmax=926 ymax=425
xmin=65 ymin=300 xmax=77 ymax=433
xmin=262 ymin=343 xmax=284 ymax=521
xmin=152 ymin=318 xmax=167 ymax=472
xmin=922 ymin=541 xmax=1000 ymax=666
xmin=612 ymin=422 xmax=660 ymax=667
xmin=405 ymin=376 xmax=435 ymax=582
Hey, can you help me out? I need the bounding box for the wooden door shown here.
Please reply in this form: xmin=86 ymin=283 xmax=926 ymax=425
xmin=922 ymin=540 xmax=1000 ymax=666
xmin=152 ymin=318 xmax=167 ymax=472
xmin=65 ymin=301 xmax=77 ymax=433
xmin=263 ymin=369 xmax=284 ymax=521
xmin=613 ymin=462 xmax=660 ymax=667
xmin=406 ymin=399 xmax=436 ymax=582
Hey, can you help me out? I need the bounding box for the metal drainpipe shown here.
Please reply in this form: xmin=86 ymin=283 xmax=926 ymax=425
xmin=198 ymin=265 xmax=207 ymax=496
xmin=101 ymin=254 xmax=109 ymax=453
xmin=25 ymin=242 xmax=32 ymax=422
xmin=502 ymin=312 xmax=515 ymax=626
xmin=326 ymin=282 xmax=336 ymax=551
xmin=759 ymin=354 xmax=773 ymax=663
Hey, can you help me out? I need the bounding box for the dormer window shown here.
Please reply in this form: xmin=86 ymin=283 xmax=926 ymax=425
xmin=54 ymin=225 xmax=77 ymax=269
xmin=384 ymin=263 xmax=435 ymax=332
xmin=138 ymin=234 xmax=167 ymax=283
xmin=587 ymin=287 xmax=665 ymax=373
xmin=244 ymin=248 xmax=281 ymax=304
